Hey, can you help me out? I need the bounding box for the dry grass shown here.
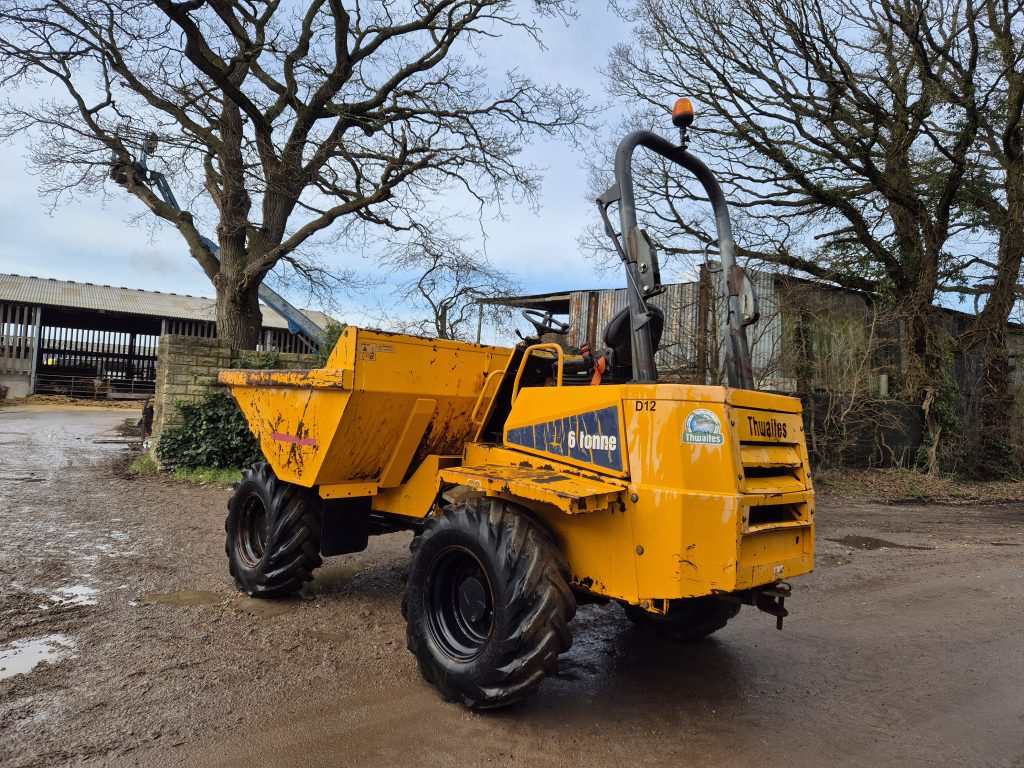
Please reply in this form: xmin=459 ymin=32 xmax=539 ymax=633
xmin=813 ymin=467 xmax=1024 ymax=504
xmin=2 ymin=394 xmax=144 ymax=410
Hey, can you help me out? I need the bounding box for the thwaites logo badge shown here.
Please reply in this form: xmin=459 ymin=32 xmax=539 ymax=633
xmin=506 ymin=405 xmax=622 ymax=471
xmin=683 ymin=408 xmax=724 ymax=445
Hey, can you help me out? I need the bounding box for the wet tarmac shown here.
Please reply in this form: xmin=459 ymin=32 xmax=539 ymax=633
xmin=1 ymin=407 xmax=1022 ymax=767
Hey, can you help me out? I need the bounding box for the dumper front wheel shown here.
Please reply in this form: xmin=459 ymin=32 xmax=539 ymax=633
xmin=625 ymin=597 xmax=740 ymax=641
xmin=402 ymin=499 xmax=575 ymax=709
xmin=225 ymin=462 xmax=322 ymax=598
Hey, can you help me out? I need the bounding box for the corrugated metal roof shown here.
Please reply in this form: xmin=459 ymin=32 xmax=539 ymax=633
xmin=0 ymin=274 xmax=331 ymax=330
xmin=477 ymin=290 xmax=574 ymax=313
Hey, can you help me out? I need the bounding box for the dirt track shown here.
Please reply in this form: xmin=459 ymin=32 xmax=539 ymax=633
xmin=1 ymin=407 xmax=1022 ymax=768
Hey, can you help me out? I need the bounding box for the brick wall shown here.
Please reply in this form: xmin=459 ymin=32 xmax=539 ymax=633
xmin=152 ymin=334 xmax=318 ymax=442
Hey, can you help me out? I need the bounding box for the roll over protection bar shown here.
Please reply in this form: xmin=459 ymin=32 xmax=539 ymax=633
xmin=597 ymin=129 xmax=755 ymax=390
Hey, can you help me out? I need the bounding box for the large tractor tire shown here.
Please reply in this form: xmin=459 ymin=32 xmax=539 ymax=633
xmin=225 ymin=462 xmax=322 ymax=598
xmin=625 ymin=597 xmax=740 ymax=641
xmin=402 ymin=498 xmax=576 ymax=709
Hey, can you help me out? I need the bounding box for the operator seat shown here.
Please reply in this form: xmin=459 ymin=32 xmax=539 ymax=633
xmin=600 ymin=304 xmax=665 ymax=382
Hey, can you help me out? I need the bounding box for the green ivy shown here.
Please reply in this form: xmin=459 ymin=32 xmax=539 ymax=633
xmin=317 ymin=321 xmax=346 ymax=366
xmin=915 ymin=342 xmax=961 ymax=473
xmin=156 ymin=392 xmax=263 ymax=470
xmin=231 ymin=350 xmax=282 ymax=369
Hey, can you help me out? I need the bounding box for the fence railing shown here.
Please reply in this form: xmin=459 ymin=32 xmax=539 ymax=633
xmin=33 ymin=373 xmax=155 ymax=399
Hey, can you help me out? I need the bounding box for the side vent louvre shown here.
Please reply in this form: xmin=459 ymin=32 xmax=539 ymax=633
xmin=739 ymin=443 xmax=807 ymax=494
xmin=748 ymin=503 xmax=801 ymax=527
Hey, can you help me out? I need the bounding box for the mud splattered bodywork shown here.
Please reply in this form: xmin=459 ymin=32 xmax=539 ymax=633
xmin=221 ymin=328 xmax=814 ymax=609
xmin=219 ymin=327 xmax=512 ymax=489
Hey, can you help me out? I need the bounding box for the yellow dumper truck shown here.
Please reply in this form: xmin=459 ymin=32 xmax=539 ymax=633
xmin=220 ymin=101 xmax=815 ymax=709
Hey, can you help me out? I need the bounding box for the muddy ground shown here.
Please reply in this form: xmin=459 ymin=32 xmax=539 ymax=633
xmin=0 ymin=407 xmax=1022 ymax=768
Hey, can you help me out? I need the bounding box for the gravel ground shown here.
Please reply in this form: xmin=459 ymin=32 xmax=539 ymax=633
xmin=0 ymin=407 xmax=1022 ymax=768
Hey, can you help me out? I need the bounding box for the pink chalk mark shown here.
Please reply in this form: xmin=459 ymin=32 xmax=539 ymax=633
xmin=271 ymin=431 xmax=317 ymax=447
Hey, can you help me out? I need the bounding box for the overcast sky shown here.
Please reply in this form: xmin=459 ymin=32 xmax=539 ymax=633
xmin=0 ymin=4 xmax=638 ymax=318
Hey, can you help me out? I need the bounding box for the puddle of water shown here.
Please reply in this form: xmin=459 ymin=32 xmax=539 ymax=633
xmin=49 ymin=585 xmax=99 ymax=607
xmin=137 ymin=590 xmax=298 ymax=618
xmin=304 ymin=563 xmax=365 ymax=597
xmin=0 ymin=475 xmax=45 ymax=483
xmin=828 ymin=535 xmax=933 ymax=551
xmin=0 ymin=635 xmax=75 ymax=681
xmin=990 ymin=541 xmax=1021 ymax=547
xmin=234 ymin=596 xmax=299 ymax=618
xmin=307 ymin=630 xmax=348 ymax=642
xmin=140 ymin=590 xmax=225 ymax=607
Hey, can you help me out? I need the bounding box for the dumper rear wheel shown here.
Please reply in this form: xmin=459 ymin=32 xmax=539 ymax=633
xmin=402 ymin=498 xmax=575 ymax=709
xmin=225 ymin=462 xmax=322 ymax=598
xmin=625 ymin=598 xmax=740 ymax=641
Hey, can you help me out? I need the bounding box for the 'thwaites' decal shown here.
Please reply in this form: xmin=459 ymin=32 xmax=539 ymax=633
xmin=747 ymin=415 xmax=789 ymax=440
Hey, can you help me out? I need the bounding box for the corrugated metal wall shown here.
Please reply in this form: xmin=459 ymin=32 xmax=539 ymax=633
xmin=567 ymin=271 xmax=781 ymax=385
xmin=706 ymin=268 xmax=786 ymax=389
xmin=563 ymin=273 xmax=894 ymax=392
xmin=569 ymin=282 xmax=705 ymax=382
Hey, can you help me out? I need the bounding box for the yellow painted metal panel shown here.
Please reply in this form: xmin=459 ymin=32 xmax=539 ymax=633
xmin=621 ymin=394 xmax=737 ymax=493
xmin=731 ymin=407 xmax=805 ymax=444
xmin=373 ymin=455 xmax=461 ymax=517
xmin=379 ymin=398 xmax=437 ymax=488
xmin=438 ymin=462 xmax=627 ymax=515
xmin=725 ymin=386 xmax=805 ymax=413
xmin=220 ymin=327 xmax=512 ymax=488
xmin=737 ymin=526 xmax=814 ymax=588
xmin=740 ymin=444 xmax=802 ymax=467
xmin=531 ymin=504 xmax=639 ymax=602
xmin=321 ymin=481 xmax=379 ymax=498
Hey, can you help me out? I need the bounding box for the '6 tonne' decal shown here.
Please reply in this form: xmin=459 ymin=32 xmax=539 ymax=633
xmin=506 ymin=405 xmax=623 ymax=471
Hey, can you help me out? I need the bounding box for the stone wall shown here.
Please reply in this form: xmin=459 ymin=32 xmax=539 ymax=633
xmin=153 ymin=334 xmax=318 ymax=441
xmin=0 ymin=374 xmax=31 ymax=399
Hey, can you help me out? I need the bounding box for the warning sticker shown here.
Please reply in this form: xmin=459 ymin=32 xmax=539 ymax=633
xmin=357 ymin=343 xmax=396 ymax=361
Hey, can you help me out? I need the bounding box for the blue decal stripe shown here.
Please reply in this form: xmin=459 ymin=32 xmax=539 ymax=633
xmin=507 ymin=405 xmax=622 ymax=471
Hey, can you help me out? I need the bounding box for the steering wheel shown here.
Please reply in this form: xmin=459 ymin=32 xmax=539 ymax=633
xmin=521 ymin=309 xmax=570 ymax=337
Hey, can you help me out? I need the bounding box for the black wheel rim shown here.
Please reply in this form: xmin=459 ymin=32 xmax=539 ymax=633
xmin=425 ymin=546 xmax=495 ymax=662
xmin=236 ymin=492 xmax=268 ymax=567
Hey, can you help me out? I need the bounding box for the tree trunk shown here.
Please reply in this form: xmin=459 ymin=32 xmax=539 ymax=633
xmin=216 ymin=279 xmax=263 ymax=350
xmin=898 ymin=295 xmax=947 ymax=475
xmin=967 ymin=170 xmax=1024 ymax=478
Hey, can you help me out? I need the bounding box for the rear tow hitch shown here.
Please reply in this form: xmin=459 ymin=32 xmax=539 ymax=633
xmin=755 ymin=582 xmax=791 ymax=630
xmin=718 ymin=581 xmax=792 ymax=629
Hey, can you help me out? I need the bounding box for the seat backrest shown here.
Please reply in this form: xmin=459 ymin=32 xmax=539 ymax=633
xmin=601 ymin=304 xmax=664 ymax=380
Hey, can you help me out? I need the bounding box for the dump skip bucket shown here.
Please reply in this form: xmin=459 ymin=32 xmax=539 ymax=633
xmin=219 ymin=327 xmax=511 ymax=492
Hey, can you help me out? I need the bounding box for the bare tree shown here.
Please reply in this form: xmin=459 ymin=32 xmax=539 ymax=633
xmin=598 ymin=0 xmax=983 ymax=472
xmin=0 ymin=0 xmax=588 ymax=347
xmin=375 ymin=231 xmax=519 ymax=340
xmin=957 ymin=0 xmax=1024 ymax=476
